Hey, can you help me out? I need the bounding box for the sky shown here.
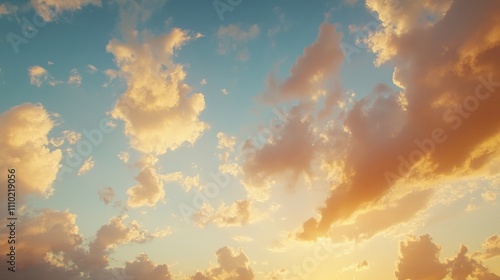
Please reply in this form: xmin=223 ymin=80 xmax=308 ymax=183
xmin=0 ymin=0 xmax=499 ymax=279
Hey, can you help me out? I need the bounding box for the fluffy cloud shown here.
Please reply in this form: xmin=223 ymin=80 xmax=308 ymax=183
xmin=160 ymin=171 xmax=201 ymax=192
xmin=365 ymin=0 xmax=452 ymax=65
xmin=0 ymin=208 xmax=170 ymax=279
xmin=107 ymin=27 xmax=208 ymax=155
xmin=124 ymin=254 xmax=172 ymax=280
xmin=296 ymin=0 xmax=500 ymax=240
xmin=241 ymin=107 xmax=316 ymax=201
xmin=127 ymin=165 xmax=165 ymax=208
xmin=395 ymin=235 xmax=448 ymax=280
xmin=217 ymin=24 xmax=260 ymax=61
xmin=0 ymin=104 xmax=62 ymax=211
xmin=481 ymin=235 xmax=500 ymax=260
xmin=88 ymin=214 xmax=171 ymax=268
xmin=190 ymin=246 xmax=255 ymax=280
xmin=395 ymin=234 xmax=500 ymax=280
xmin=30 ymin=0 xmax=102 ymax=22
xmin=263 ymin=22 xmax=344 ymax=103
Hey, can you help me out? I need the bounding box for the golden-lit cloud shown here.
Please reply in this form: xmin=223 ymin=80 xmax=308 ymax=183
xmin=28 ymin=65 xmax=61 ymax=87
xmin=77 ymin=156 xmax=94 ymax=176
xmin=190 ymin=246 xmax=254 ymax=280
xmin=107 ymin=27 xmax=208 ymax=155
xmin=263 ymin=22 xmax=344 ymax=102
xmin=481 ymin=235 xmax=500 ymax=260
xmin=127 ymin=165 xmax=165 ymax=208
xmin=30 ymin=0 xmax=102 ymax=22
xmin=0 ymin=104 xmax=62 ymax=207
xmin=192 ymin=199 xmax=264 ymax=228
xmin=124 ymin=254 xmax=172 ymax=280
xmin=296 ymin=0 xmax=500 ymax=241
xmin=395 ymin=234 xmax=500 ymax=280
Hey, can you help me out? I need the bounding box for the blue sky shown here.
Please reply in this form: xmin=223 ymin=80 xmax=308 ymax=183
xmin=0 ymin=0 xmax=499 ymax=279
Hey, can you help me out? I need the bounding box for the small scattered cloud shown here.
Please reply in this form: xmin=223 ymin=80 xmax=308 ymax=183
xmin=87 ymin=64 xmax=98 ymax=73
xmin=118 ymin=151 xmax=130 ymax=164
xmin=67 ymin=68 xmax=82 ymax=86
xmin=99 ymin=187 xmax=115 ymax=205
xmin=77 ymin=156 xmax=94 ymax=176
xmin=28 ymin=66 xmax=61 ymax=87
xmin=30 ymin=0 xmax=102 ymax=22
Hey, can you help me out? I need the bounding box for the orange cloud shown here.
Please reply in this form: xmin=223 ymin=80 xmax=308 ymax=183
xmin=107 ymin=27 xmax=208 ymax=155
xmin=190 ymin=246 xmax=254 ymax=280
xmin=395 ymin=234 xmax=500 ymax=280
xmin=263 ymin=22 xmax=344 ymax=103
xmin=0 ymin=104 xmax=62 ymax=214
xmin=297 ymin=0 xmax=500 ymax=240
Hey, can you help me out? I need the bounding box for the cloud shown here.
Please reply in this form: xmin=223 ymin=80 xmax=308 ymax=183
xmin=127 ymin=165 xmax=165 ymax=208
xmin=395 ymin=235 xmax=448 ymax=280
xmin=365 ymin=0 xmax=452 ymax=65
xmin=159 ymin=171 xmax=201 ymax=192
xmin=98 ymin=187 xmax=115 ymax=205
xmin=190 ymin=246 xmax=254 ymax=280
xmin=28 ymin=65 xmax=61 ymax=87
xmin=241 ymin=108 xmax=316 ymax=201
xmin=395 ymin=234 xmax=500 ymax=280
xmin=67 ymin=68 xmax=82 ymax=86
xmin=192 ymin=199 xmax=263 ymax=228
xmin=77 ymin=156 xmax=94 ymax=176
xmin=88 ymin=214 xmax=171 ymax=268
xmin=0 ymin=208 xmax=169 ymax=279
xmin=217 ymin=24 xmax=260 ymax=61
xmin=482 ymin=191 xmax=496 ymax=202
xmin=30 ymin=0 xmax=102 ymax=22
xmin=0 ymin=209 xmax=82 ymax=270
xmin=124 ymin=254 xmax=172 ymax=280
xmin=107 ymin=27 xmax=208 ymax=155
xmin=0 ymin=3 xmax=17 ymax=15
xmin=481 ymin=235 xmax=500 ymax=260
xmin=342 ymin=260 xmax=369 ymax=272
xmin=0 ymin=104 xmax=62 ymax=211
xmin=88 ymin=64 xmax=98 ymax=73
xmin=297 ymin=0 xmax=500 ymax=241
xmin=263 ymin=22 xmax=344 ymax=103
xmin=201 ymin=78 xmax=207 ymax=85
xmin=118 ymin=151 xmax=130 ymax=163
